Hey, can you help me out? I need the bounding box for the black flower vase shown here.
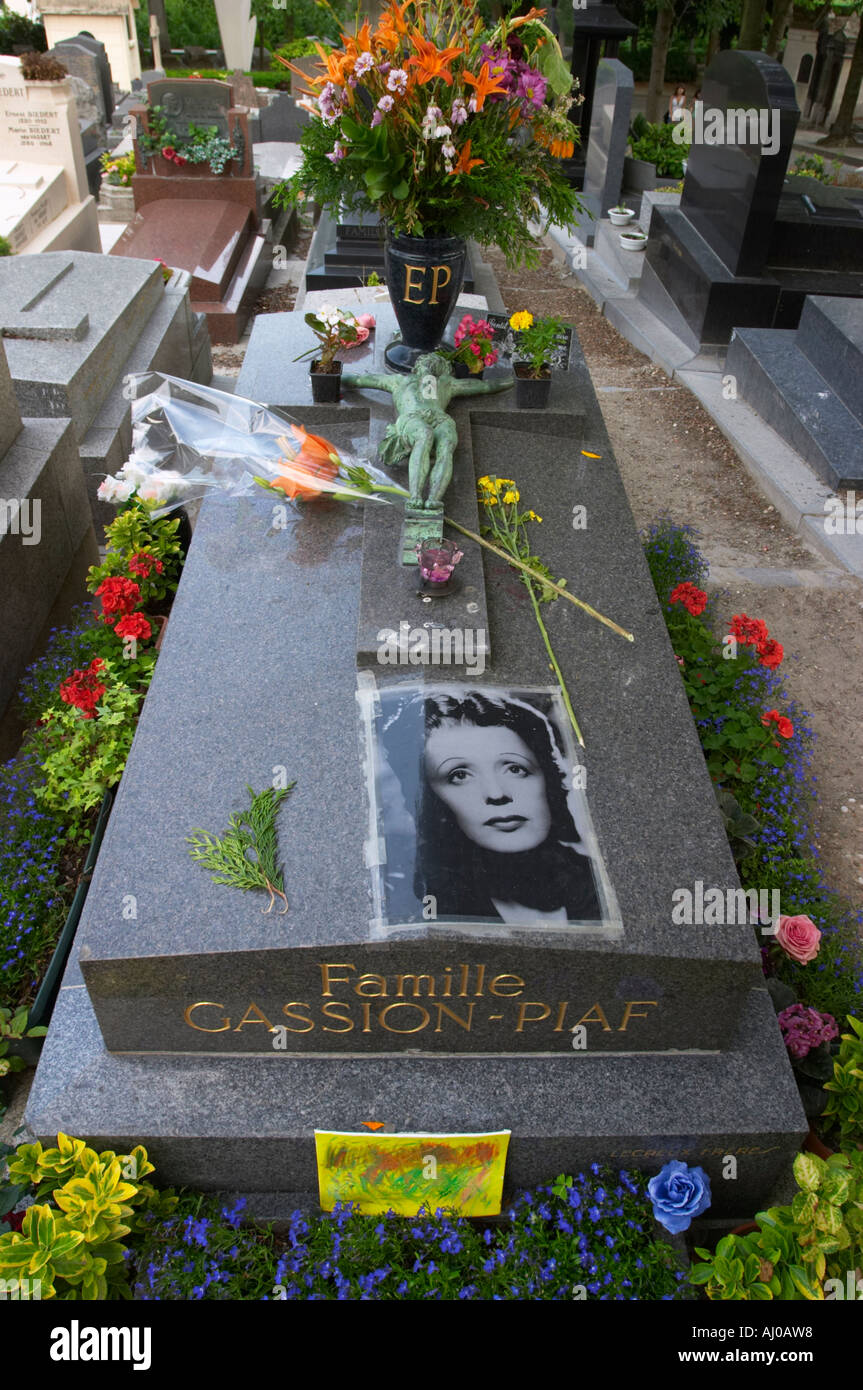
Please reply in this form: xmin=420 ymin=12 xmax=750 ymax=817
xmin=383 ymin=230 xmax=467 ymax=373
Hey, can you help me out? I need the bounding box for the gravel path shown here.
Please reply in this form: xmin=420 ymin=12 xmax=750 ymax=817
xmin=488 ymin=245 xmax=863 ymax=910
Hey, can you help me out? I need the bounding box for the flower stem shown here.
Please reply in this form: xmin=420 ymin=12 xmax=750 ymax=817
xmin=524 ymin=578 xmax=584 ymax=747
xmin=443 ymin=515 xmax=634 ymax=643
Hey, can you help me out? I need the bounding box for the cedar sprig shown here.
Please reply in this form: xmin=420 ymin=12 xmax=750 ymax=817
xmin=187 ymin=784 xmax=295 ymax=914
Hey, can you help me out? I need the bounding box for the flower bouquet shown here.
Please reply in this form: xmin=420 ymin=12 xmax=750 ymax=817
xmin=274 ymin=0 xmax=583 ymax=267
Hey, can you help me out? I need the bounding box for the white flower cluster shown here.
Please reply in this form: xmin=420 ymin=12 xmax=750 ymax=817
xmin=97 ymin=455 xmax=190 ymax=506
xmin=316 ymin=304 xmax=356 ymax=334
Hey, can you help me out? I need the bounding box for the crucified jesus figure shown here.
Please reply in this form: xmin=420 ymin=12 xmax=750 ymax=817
xmin=342 ymin=353 xmax=513 ymax=509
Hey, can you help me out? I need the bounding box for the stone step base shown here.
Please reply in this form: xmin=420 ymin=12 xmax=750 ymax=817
xmin=26 ymin=977 xmax=804 ymax=1218
xmin=726 ymin=327 xmax=863 ymax=490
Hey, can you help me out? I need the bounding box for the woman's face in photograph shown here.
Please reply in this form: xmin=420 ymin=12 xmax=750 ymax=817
xmin=424 ymin=721 xmax=551 ymax=852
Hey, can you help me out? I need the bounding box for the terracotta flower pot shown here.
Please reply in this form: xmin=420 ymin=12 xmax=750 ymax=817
xmin=803 ymin=1127 xmax=835 ymax=1160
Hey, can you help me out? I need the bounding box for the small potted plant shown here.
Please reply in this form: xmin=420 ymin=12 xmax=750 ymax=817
xmin=294 ymin=305 xmax=361 ymax=402
xmin=619 ymin=227 xmax=648 ymax=251
xmin=447 ymin=314 xmax=498 ymax=379
xmin=509 ymin=310 xmax=564 ymax=409
xmin=608 ymin=204 xmax=635 ymax=226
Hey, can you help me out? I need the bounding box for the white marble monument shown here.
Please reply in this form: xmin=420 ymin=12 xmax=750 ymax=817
xmin=0 ymin=58 xmax=100 ymax=253
xmin=214 ymin=0 xmax=257 ymax=73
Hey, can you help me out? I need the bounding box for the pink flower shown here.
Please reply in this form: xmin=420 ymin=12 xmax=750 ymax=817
xmin=471 ymin=342 xmax=481 ymax=355
xmin=775 ymin=914 xmax=821 ymax=965
xmin=356 ymin=314 xmax=376 ymax=329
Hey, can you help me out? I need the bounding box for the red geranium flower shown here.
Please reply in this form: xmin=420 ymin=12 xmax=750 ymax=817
xmin=761 ymin=709 xmax=794 ymax=739
xmin=60 ymin=657 xmax=107 ymax=719
xmin=162 ymin=145 xmax=177 ymax=160
xmin=757 ymin=637 xmax=783 ymax=669
xmin=114 ymin=613 xmax=152 ymax=642
xmin=128 ymin=550 xmax=164 ymax=579
xmin=669 ymin=582 xmax=708 ymax=617
xmin=95 ymin=576 xmax=141 ymax=620
xmin=729 ymin=613 xmax=769 ymax=647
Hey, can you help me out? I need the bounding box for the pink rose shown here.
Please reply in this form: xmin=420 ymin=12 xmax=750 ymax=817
xmin=775 ymin=914 xmax=821 ymax=965
xmin=356 ymin=314 xmax=376 ymax=329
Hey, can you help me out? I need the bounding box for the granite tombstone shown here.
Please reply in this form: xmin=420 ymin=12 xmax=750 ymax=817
xmin=580 ymin=57 xmax=634 ymax=243
xmin=27 ymin=302 xmax=806 ymax=1214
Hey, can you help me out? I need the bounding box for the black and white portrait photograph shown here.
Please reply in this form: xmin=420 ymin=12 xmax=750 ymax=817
xmin=362 ymin=684 xmax=621 ymax=938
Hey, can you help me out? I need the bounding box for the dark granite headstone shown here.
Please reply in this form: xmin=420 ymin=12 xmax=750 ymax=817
xmin=581 ymin=57 xmax=634 ymax=236
xmin=52 ymin=33 xmax=114 ymax=122
xmin=258 ymin=90 xmax=310 ymax=143
xmin=147 ymin=78 xmax=234 ymax=140
xmin=680 ymin=49 xmax=799 ymax=278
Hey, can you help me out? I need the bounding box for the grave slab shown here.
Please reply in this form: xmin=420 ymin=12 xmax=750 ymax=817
xmin=29 ymin=311 xmax=806 ymax=1205
xmin=0 ymin=252 xmax=213 ymax=522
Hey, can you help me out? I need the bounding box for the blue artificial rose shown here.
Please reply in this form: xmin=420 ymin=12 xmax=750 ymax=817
xmin=647 ymin=1161 xmax=711 ymax=1233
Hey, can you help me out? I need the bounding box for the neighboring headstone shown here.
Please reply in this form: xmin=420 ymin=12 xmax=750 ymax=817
xmin=681 ymin=49 xmax=799 ymax=279
xmin=580 ymin=57 xmax=634 ymax=243
xmin=0 ymin=58 xmax=100 ymax=253
xmin=258 ymin=90 xmax=310 ymax=144
xmin=638 ymin=50 xmax=863 ymax=350
xmin=145 ymin=77 xmax=235 ymax=141
xmin=131 ymin=68 xmax=166 ymax=93
xmin=27 ymin=300 xmax=806 ymax=1212
xmin=0 ymin=335 xmax=94 ymax=720
xmin=38 ymin=2 xmax=142 ymax=92
xmin=726 ymin=294 xmax=863 ymax=490
xmin=214 ymin=0 xmax=256 ymax=73
xmin=48 ymin=35 xmax=113 ymax=124
xmin=0 ymin=252 xmax=213 ymax=520
xmin=114 ymin=78 xmax=268 ymax=344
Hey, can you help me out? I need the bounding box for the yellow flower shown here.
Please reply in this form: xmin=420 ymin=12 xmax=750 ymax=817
xmin=526 ymin=510 xmax=542 ymax=522
xmin=502 ymin=489 xmax=520 ymax=504
xmin=509 ymin=311 xmax=533 ymax=332
xmin=496 ymin=478 xmax=515 ymax=487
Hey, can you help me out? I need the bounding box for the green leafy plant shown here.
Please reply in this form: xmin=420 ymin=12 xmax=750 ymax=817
xmin=0 ymin=234 xmax=12 ymax=257
xmin=294 ymin=305 xmax=360 ymax=370
xmin=509 ymin=310 xmax=566 ymax=378
xmin=187 ymin=784 xmax=296 ymax=913
xmin=30 ymin=666 xmax=153 ymax=841
xmin=0 ymin=1132 xmax=177 ymax=1299
xmin=86 ymin=498 xmax=184 ymax=607
xmin=691 ymin=1149 xmax=863 ymax=1299
xmin=628 ymin=117 xmax=689 ymax=178
xmin=715 ymin=787 xmax=762 ymax=863
xmin=0 ymin=1007 xmax=47 ymax=1084
xmin=137 ymin=106 xmax=238 ymax=175
xmin=790 ymin=153 xmax=843 ymax=184
xmin=822 ymin=1016 xmax=863 ymax=1146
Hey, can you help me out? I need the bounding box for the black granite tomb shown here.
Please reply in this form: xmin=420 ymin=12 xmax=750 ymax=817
xmin=638 ymin=50 xmax=863 ymax=353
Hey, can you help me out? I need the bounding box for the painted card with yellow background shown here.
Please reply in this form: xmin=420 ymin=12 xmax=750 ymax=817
xmin=314 ymin=1130 xmax=511 ymax=1216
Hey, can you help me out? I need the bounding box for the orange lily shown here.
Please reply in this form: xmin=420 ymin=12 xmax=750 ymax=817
xmin=450 ymin=139 xmax=483 ymax=175
xmin=407 ymin=32 xmax=465 ymax=85
xmin=386 ymin=0 xmax=414 ymax=34
xmin=462 ymin=61 xmax=508 ymax=111
xmin=302 ymin=43 xmax=353 ymax=89
xmin=270 ymin=425 xmax=341 ymax=501
xmin=342 ymin=18 xmax=372 ymax=59
xmin=504 ymin=7 xmax=546 ymax=31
